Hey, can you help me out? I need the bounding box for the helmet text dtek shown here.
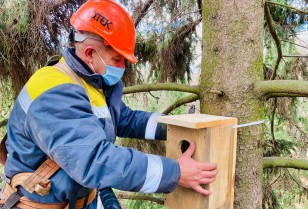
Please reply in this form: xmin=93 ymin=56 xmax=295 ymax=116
xmin=91 ymin=11 xmax=112 ymax=30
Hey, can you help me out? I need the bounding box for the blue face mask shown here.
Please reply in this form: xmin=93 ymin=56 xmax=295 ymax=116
xmin=102 ymin=65 xmax=125 ymax=86
xmin=95 ymin=50 xmax=125 ymax=86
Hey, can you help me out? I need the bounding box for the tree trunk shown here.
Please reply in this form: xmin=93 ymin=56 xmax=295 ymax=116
xmin=200 ymin=1 xmax=264 ymax=208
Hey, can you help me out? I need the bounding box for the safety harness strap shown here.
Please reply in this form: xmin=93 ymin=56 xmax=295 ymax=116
xmin=12 ymin=159 xmax=60 ymax=195
xmin=0 ymin=61 xmax=98 ymax=209
xmin=53 ymin=61 xmax=86 ymax=88
xmin=1 ymin=182 xmax=96 ymax=209
xmin=1 ymin=191 xmax=22 ymax=209
xmin=53 ymin=61 xmax=93 ymax=110
xmin=53 ymin=61 xmax=97 ymax=208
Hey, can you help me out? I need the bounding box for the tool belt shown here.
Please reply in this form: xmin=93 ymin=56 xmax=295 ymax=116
xmin=0 ymin=159 xmax=96 ymax=209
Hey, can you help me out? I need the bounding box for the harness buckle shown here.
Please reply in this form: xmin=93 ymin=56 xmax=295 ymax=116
xmin=34 ymin=180 xmax=51 ymax=196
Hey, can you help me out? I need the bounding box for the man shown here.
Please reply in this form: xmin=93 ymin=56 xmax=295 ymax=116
xmin=1 ymin=0 xmax=218 ymax=208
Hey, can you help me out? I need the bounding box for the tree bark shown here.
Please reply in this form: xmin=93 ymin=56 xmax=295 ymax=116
xmin=200 ymin=0 xmax=264 ymax=208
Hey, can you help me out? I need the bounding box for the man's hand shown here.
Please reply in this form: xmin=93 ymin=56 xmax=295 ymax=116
xmin=177 ymin=141 xmax=218 ymax=196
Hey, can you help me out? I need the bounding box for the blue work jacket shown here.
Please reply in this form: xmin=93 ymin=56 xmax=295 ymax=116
xmin=4 ymin=49 xmax=180 ymax=208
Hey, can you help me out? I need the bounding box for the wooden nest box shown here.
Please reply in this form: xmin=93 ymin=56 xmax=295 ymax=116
xmin=157 ymin=114 xmax=238 ymax=209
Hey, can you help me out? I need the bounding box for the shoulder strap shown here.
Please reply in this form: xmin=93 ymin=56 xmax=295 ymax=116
xmin=53 ymin=61 xmax=93 ymax=111
xmin=53 ymin=61 xmax=86 ymax=89
xmin=52 ymin=62 xmax=96 ymax=208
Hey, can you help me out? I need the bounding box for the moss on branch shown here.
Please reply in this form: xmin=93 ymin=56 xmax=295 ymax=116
xmin=253 ymin=80 xmax=308 ymax=98
xmin=123 ymin=83 xmax=200 ymax=94
xmin=117 ymin=193 xmax=164 ymax=205
xmin=123 ymin=83 xmax=223 ymax=95
xmin=162 ymin=94 xmax=199 ymax=114
xmin=263 ymin=157 xmax=308 ymax=170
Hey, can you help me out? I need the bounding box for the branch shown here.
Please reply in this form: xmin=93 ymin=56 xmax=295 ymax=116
xmin=117 ymin=193 xmax=164 ymax=205
xmin=253 ymin=80 xmax=308 ymax=98
xmin=162 ymin=94 xmax=199 ymax=115
xmin=281 ymin=40 xmax=308 ymax=50
xmin=283 ymin=55 xmax=308 ymax=58
xmin=0 ymin=119 xmax=8 ymax=128
xmin=133 ymin=0 xmax=154 ymax=28
xmin=270 ymin=99 xmax=278 ymax=154
xmin=41 ymin=0 xmax=67 ymax=9
xmin=279 ymin=111 xmax=308 ymax=142
xmin=265 ymin=3 xmax=282 ymax=80
xmin=123 ymin=83 xmax=201 ymax=94
xmin=263 ymin=157 xmax=308 ymax=170
xmin=197 ymin=0 xmax=202 ymax=17
xmin=285 ymin=168 xmax=308 ymax=191
xmin=266 ymin=1 xmax=308 ymax=15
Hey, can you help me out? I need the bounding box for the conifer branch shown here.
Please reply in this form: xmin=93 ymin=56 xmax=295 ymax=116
xmin=283 ymin=55 xmax=308 ymax=58
xmin=264 ymin=3 xmax=282 ymax=80
xmin=133 ymin=0 xmax=154 ymax=27
xmin=123 ymin=83 xmax=200 ymax=94
xmin=270 ymin=99 xmax=278 ymax=154
xmin=263 ymin=157 xmax=308 ymax=170
xmin=266 ymin=1 xmax=308 ymax=15
xmin=281 ymin=40 xmax=308 ymax=50
xmin=253 ymin=80 xmax=308 ymax=98
xmin=117 ymin=193 xmax=164 ymax=205
xmin=162 ymin=94 xmax=199 ymax=115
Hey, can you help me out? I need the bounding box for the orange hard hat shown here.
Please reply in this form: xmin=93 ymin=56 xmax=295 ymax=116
xmin=70 ymin=0 xmax=137 ymax=63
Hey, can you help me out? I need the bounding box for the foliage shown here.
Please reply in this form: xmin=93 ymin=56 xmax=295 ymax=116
xmin=132 ymin=0 xmax=200 ymax=83
xmin=263 ymin=1 xmax=308 ymax=207
xmin=0 ymin=0 xmax=49 ymax=98
xmin=0 ymin=0 xmax=201 ymax=97
xmin=126 ymin=193 xmax=166 ymax=209
xmin=263 ymin=168 xmax=308 ymax=209
xmin=0 ymin=0 xmax=307 ymax=208
xmin=0 ymin=0 xmax=86 ymax=99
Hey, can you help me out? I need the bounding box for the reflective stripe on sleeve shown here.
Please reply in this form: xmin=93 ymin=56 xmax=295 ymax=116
xmin=145 ymin=113 xmax=159 ymax=140
xmin=93 ymin=105 xmax=111 ymax=118
xmin=18 ymin=86 xmax=33 ymax=114
xmin=139 ymin=154 xmax=163 ymax=193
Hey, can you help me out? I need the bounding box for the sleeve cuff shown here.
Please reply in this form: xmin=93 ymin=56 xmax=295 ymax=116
xmin=145 ymin=113 xmax=161 ymax=140
xmin=139 ymin=155 xmax=180 ymax=194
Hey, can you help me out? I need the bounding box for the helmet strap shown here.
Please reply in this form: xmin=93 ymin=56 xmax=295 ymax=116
xmin=69 ymin=28 xmax=75 ymax=43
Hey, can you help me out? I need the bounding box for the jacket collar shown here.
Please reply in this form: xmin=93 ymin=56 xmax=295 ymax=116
xmin=63 ymin=48 xmax=105 ymax=89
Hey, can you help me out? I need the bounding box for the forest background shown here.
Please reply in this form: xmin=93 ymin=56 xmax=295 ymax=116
xmin=0 ymin=0 xmax=307 ymax=208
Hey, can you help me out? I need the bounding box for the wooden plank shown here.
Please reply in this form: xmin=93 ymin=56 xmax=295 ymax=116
xmin=228 ymin=126 xmax=237 ymax=209
xmin=208 ymin=125 xmax=236 ymax=209
xmin=157 ymin=114 xmax=237 ymax=129
xmin=163 ymin=115 xmax=238 ymax=209
xmin=165 ymin=125 xmax=209 ymax=209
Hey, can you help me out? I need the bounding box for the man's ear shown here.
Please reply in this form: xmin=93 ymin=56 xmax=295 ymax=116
xmin=84 ymin=46 xmax=95 ymax=63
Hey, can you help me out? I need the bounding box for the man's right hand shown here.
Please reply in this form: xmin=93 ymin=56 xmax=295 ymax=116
xmin=176 ymin=141 xmax=218 ymax=196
